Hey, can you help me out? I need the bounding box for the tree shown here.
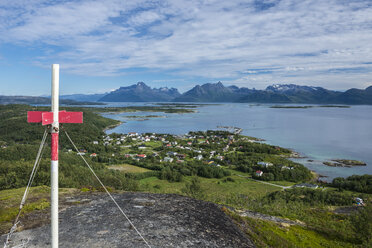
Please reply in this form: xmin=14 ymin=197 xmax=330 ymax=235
xmin=351 ymin=204 xmax=372 ymax=246
xmin=182 ymin=176 xmax=203 ymax=198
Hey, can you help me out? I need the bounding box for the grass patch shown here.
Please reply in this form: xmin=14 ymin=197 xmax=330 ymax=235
xmin=0 ymin=186 xmax=50 ymax=234
xmin=228 ymin=211 xmax=355 ymax=248
xmin=0 ymin=186 xmax=75 ymax=235
xmin=107 ymin=163 xmax=151 ymax=173
xmin=144 ymin=141 xmax=162 ymax=148
xmin=267 ymin=181 xmax=296 ymax=187
xmin=139 ymin=177 xmax=185 ymax=194
xmin=138 ymin=174 xmax=281 ymax=207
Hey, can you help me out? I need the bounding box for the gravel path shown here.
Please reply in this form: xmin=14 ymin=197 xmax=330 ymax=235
xmin=235 ymin=174 xmax=292 ymax=189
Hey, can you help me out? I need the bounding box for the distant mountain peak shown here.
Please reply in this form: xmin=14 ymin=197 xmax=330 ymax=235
xmin=99 ymin=82 xmax=181 ymax=102
xmin=365 ymin=85 xmax=372 ymax=92
xmin=136 ymin=82 xmax=147 ymax=87
xmin=266 ymin=84 xmax=322 ymax=93
xmin=174 ymin=81 xmax=246 ymax=102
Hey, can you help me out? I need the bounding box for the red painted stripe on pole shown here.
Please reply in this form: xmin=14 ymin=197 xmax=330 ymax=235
xmin=27 ymin=111 xmax=83 ymax=124
xmin=42 ymin=112 xmax=54 ymax=125
xmin=51 ymin=133 xmax=58 ymax=161
xmin=59 ymin=111 xmax=83 ymax=123
xmin=27 ymin=111 xmax=44 ymax=123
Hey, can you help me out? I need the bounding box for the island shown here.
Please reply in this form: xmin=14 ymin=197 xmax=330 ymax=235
xmin=323 ymin=159 xmax=367 ymax=167
xmin=95 ymin=105 xmax=196 ymax=113
xmin=270 ymin=105 xmax=350 ymax=109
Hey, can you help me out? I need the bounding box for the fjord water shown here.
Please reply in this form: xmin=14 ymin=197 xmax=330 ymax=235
xmin=103 ymin=103 xmax=372 ymax=180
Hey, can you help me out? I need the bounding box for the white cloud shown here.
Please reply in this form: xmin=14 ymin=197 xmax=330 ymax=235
xmin=1 ymin=0 xmax=372 ymax=89
xmin=128 ymin=11 xmax=164 ymax=27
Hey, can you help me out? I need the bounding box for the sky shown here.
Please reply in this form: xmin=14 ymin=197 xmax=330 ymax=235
xmin=1 ymin=0 xmax=372 ymax=95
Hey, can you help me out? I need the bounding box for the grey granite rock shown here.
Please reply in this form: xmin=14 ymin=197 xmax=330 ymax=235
xmin=3 ymin=192 xmax=255 ymax=248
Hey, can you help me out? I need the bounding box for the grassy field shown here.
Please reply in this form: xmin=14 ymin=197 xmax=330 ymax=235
xmin=108 ymin=163 xmax=151 ymax=173
xmin=144 ymin=141 xmax=163 ymax=149
xmin=130 ymin=165 xmax=371 ymax=247
xmin=225 ymin=168 xmax=296 ymax=188
xmin=266 ymin=180 xmax=296 ymax=187
xmin=0 ymin=186 xmax=76 ymax=235
xmin=228 ymin=211 xmax=355 ymax=248
xmin=138 ymin=172 xmax=281 ymax=206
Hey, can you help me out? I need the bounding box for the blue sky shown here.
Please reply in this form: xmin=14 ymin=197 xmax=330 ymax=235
xmin=1 ymin=0 xmax=372 ymax=95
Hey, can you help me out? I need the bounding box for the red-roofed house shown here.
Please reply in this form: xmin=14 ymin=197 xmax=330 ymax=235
xmin=255 ymin=170 xmax=263 ymax=177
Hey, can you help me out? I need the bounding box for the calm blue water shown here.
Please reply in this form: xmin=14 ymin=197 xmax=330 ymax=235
xmin=101 ymin=103 xmax=372 ymax=180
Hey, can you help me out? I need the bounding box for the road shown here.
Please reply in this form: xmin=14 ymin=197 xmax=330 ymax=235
xmin=235 ymin=174 xmax=292 ymax=189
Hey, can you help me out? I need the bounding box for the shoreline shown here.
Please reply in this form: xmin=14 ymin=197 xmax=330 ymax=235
xmin=103 ymin=121 xmax=123 ymax=132
xmin=97 ymin=110 xmax=370 ymax=180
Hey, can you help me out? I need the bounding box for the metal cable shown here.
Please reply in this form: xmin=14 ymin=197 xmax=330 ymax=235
xmin=4 ymin=128 xmax=48 ymax=248
xmin=63 ymin=129 xmax=151 ymax=248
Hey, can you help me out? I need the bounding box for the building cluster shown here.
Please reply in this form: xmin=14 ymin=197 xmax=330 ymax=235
xmin=69 ymin=131 xmax=242 ymax=166
xmin=66 ymin=131 xmax=277 ymax=173
xmin=254 ymin=161 xmax=295 ymax=177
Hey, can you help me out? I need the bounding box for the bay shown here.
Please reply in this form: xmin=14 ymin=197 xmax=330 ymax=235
xmin=101 ymin=103 xmax=372 ymax=180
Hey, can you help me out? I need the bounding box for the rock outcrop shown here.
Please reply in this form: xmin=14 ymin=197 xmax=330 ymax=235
xmin=3 ymin=192 xmax=255 ymax=248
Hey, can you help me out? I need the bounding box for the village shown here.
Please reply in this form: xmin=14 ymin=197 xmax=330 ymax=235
xmin=73 ymin=130 xmax=243 ymax=163
xmin=64 ymin=129 xmax=313 ymax=183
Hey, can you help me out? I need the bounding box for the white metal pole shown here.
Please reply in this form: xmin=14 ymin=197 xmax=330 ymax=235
xmin=51 ymin=64 xmax=59 ymax=248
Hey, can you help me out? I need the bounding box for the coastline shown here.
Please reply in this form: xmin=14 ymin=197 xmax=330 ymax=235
xmin=103 ymin=121 xmax=123 ymax=132
xmin=95 ymin=105 xmax=371 ymax=180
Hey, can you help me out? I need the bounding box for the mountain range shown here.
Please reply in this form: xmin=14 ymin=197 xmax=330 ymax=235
xmin=95 ymin=82 xmax=372 ymax=104
xmin=0 ymin=95 xmax=102 ymax=105
xmin=3 ymin=82 xmax=371 ymax=105
xmin=60 ymin=93 xmax=107 ymax=102
xmin=99 ymin=82 xmax=180 ymax=102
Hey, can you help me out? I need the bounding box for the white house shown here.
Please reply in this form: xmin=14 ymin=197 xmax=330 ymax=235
xmin=196 ymin=155 xmax=203 ymax=160
xmin=216 ymin=155 xmax=224 ymax=160
xmin=163 ymin=157 xmax=174 ymax=163
xmin=257 ymin=162 xmax=273 ymax=167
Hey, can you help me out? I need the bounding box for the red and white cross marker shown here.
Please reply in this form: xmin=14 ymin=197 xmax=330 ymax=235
xmin=27 ymin=64 xmax=83 ymax=248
